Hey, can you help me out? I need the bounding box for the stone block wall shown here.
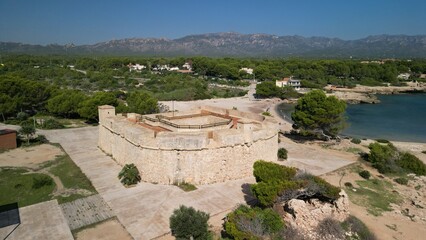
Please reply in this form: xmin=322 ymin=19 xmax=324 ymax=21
xmin=98 ymin=105 xmax=278 ymax=185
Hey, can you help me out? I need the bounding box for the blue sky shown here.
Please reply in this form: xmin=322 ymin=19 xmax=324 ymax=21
xmin=1 ymin=0 xmax=425 ymax=45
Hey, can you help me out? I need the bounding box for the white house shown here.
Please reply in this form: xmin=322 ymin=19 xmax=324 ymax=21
xmin=276 ymin=77 xmax=301 ymax=91
xmin=240 ymin=67 xmax=254 ymax=75
xmin=182 ymin=62 xmax=192 ymax=71
xmin=128 ymin=63 xmax=146 ymax=72
xmin=397 ymin=73 xmax=410 ymax=80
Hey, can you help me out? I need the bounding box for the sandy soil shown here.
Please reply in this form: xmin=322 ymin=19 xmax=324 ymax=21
xmin=74 ymin=219 xmax=133 ymax=240
xmin=0 ymin=144 xmax=63 ymax=169
xmin=161 ymin=96 xmax=281 ymax=115
xmin=323 ymin=162 xmax=426 ymax=240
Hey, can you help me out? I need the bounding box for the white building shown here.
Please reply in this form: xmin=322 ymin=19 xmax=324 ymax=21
xmin=276 ymin=77 xmax=301 ymax=91
xmin=128 ymin=63 xmax=146 ymax=72
xmin=397 ymin=73 xmax=410 ymax=80
xmin=240 ymin=67 xmax=254 ymax=75
xmin=182 ymin=62 xmax=192 ymax=71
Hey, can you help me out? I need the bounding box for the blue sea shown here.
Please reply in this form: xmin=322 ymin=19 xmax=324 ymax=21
xmin=276 ymin=94 xmax=426 ymax=143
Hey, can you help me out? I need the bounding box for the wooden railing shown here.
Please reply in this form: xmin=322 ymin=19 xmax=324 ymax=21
xmin=142 ymin=115 xmax=231 ymax=129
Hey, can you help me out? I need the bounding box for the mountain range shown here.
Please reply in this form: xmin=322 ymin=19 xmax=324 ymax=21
xmin=1 ymin=32 xmax=426 ymax=58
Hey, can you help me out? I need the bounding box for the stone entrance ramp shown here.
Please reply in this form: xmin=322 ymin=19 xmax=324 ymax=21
xmin=60 ymin=194 xmax=114 ymax=230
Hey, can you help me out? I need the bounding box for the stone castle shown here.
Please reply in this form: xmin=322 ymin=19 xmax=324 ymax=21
xmin=98 ymin=105 xmax=278 ymax=185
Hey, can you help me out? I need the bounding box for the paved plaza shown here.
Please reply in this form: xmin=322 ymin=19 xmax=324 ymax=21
xmin=0 ymin=123 xmax=355 ymax=239
xmin=0 ymin=200 xmax=73 ymax=240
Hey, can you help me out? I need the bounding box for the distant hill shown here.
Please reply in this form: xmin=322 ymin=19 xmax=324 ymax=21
xmin=1 ymin=32 xmax=426 ymax=58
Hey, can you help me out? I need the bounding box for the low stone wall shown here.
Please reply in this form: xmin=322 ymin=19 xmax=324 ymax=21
xmin=98 ymin=105 xmax=278 ymax=185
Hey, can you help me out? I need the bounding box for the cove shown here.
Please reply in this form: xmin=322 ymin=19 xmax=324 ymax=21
xmin=276 ymin=94 xmax=426 ymax=143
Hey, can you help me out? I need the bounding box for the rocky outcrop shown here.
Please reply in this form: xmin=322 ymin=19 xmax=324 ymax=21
xmin=283 ymin=190 xmax=350 ymax=237
xmin=388 ymin=174 xmax=426 ymax=223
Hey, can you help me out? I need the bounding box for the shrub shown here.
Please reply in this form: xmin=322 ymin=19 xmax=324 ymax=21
xmin=175 ymin=182 xmax=197 ymax=192
xmin=224 ymin=205 xmax=283 ymax=240
xmin=351 ymin=138 xmax=361 ymax=144
xmin=32 ymin=175 xmax=54 ymax=189
xmin=34 ymin=134 xmax=48 ymax=144
xmin=368 ymin=143 xmax=399 ymax=174
xmin=396 ymin=152 xmax=426 ymax=176
xmin=277 ymin=147 xmax=288 ymax=160
xmin=118 ymin=164 xmax=141 ymax=186
xmin=251 ymin=180 xmax=300 ymax=207
xmin=342 ymin=215 xmax=377 ymax=240
xmin=253 ymin=160 xmax=296 ymax=183
xmin=376 ymin=139 xmax=390 ymax=143
xmin=17 ymin=112 xmax=29 ymax=121
xmin=262 ymin=111 xmax=271 ymax=116
xmin=422 ymin=150 xmax=426 ymax=154
xmin=169 ymin=205 xmax=210 ymax=240
xmin=251 ymin=161 xmax=340 ymax=206
xmin=359 ymin=170 xmax=371 ymax=179
xmin=316 ymin=218 xmax=345 ymax=239
xmin=394 ymin=177 xmax=409 ymax=185
xmin=43 ymin=119 xmax=65 ymax=129
xmin=344 ymin=182 xmax=353 ymax=187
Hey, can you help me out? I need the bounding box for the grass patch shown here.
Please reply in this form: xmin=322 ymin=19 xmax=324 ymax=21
xmin=345 ymin=178 xmax=402 ymax=216
xmin=175 ymin=182 xmax=197 ymax=192
xmin=346 ymin=147 xmax=363 ymax=154
xmin=0 ymin=168 xmax=56 ymax=207
xmin=49 ymin=154 xmax=96 ymax=194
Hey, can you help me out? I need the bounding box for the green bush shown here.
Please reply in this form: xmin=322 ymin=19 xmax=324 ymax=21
xmin=17 ymin=112 xmax=29 ymax=121
xmin=376 ymin=139 xmax=390 ymax=143
xmin=42 ymin=119 xmax=65 ymax=129
xmin=251 ymin=180 xmax=300 ymax=207
xmin=351 ymin=138 xmax=361 ymax=144
xmin=394 ymin=177 xmax=409 ymax=185
xmin=309 ymin=175 xmax=341 ymax=201
xmin=175 ymin=182 xmax=197 ymax=192
xmin=169 ymin=205 xmax=210 ymax=240
xmin=277 ymin=147 xmax=288 ymax=160
xmin=224 ymin=205 xmax=283 ymax=240
xmin=262 ymin=111 xmax=271 ymax=116
xmin=32 ymin=175 xmax=54 ymax=189
xmin=251 ymin=161 xmax=340 ymax=206
xmin=396 ymin=153 xmax=426 ymax=176
xmin=344 ymin=182 xmax=353 ymax=187
xmin=368 ymin=143 xmax=399 ymax=174
xmin=118 ymin=164 xmax=141 ymax=186
xmin=359 ymin=170 xmax=371 ymax=179
xmin=342 ymin=215 xmax=377 ymax=240
xmin=253 ymin=160 xmax=296 ymax=183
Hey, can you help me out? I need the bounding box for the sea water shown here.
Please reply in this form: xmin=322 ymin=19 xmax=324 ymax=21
xmin=276 ymin=94 xmax=426 ymax=143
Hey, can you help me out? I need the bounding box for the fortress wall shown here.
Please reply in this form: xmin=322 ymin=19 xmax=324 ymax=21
xmin=99 ymin=122 xmax=278 ymax=185
xmin=98 ymin=105 xmax=279 ymax=185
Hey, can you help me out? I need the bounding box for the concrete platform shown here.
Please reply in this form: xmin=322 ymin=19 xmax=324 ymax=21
xmin=0 ymin=200 xmax=73 ymax=240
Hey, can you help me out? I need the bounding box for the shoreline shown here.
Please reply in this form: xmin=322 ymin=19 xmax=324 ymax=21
xmin=326 ymin=83 xmax=426 ymax=104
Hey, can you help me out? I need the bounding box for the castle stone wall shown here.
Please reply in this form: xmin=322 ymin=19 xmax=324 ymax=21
xmin=98 ymin=105 xmax=278 ymax=185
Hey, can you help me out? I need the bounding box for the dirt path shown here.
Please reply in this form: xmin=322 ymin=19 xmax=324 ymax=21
xmin=0 ymin=144 xmax=63 ymax=169
xmin=74 ymin=218 xmax=132 ymax=240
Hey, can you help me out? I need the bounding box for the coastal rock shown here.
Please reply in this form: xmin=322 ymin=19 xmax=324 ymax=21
xmin=283 ymin=190 xmax=350 ymax=234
